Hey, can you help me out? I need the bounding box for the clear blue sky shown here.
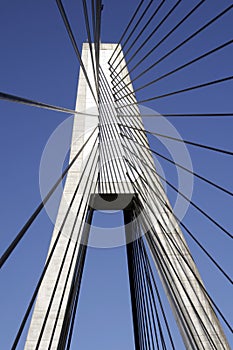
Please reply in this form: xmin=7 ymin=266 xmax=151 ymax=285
xmin=0 ymin=1 xmax=232 ymax=349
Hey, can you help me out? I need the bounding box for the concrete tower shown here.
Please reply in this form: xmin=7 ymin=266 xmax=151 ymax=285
xmin=24 ymin=43 xmax=230 ymax=349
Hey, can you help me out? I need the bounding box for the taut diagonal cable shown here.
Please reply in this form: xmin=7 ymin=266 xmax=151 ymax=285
xmin=113 ymin=4 xmax=233 ymax=90
xmin=110 ymin=0 xmax=165 ymax=74
xmin=82 ymin=0 xmax=98 ymax=94
xmin=56 ymin=0 xmax=97 ymax=105
xmin=0 ymin=91 xmax=77 ymax=115
xmin=108 ymin=0 xmax=146 ymax=65
xmin=112 ymin=0 xmax=183 ymax=80
xmin=0 ymin=127 xmax=98 ymax=269
xmin=118 ymin=123 xmax=233 ymax=156
xmin=115 ymin=39 xmax=233 ymax=98
xmin=117 ymin=75 xmax=233 ymax=107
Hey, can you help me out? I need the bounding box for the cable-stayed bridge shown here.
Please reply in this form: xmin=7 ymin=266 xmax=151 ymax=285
xmin=0 ymin=1 xmax=232 ymax=349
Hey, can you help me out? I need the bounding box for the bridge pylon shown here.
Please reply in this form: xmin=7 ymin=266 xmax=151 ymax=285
xmin=24 ymin=43 xmax=230 ymax=350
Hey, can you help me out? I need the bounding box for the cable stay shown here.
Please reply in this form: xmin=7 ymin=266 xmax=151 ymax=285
xmin=112 ymin=0 xmax=205 ymax=80
xmin=110 ymin=69 xmax=233 ymax=120
xmin=118 ymin=123 xmax=233 ymax=156
xmin=112 ymin=3 xmax=233 ymax=89
xmin=110 ymin=0 xmax=165 ymax=73
xmin=133 ymin=225 xmax=170 ymax=350
xmin=58 ymin=243 xmax=88 ymax=350
xmin=0 ymin=127 xmax=98 ymax=269
xmin=114 ymin=0 xmax=155 ymax=59
xmin=56 ymin=0 xmax=97 ymax=105
xmin=120 ymin=123 xmax=233 ymax=283
xmin=34 ymin=150 xmax=99 ymax=350
xmin=125 ymin=208 xmax=173 ymax=349
xmin=93 ymin=0 xmax=103 ymax=99
xmin=132 ymin=193 xmax=228 ymax=349
xmin=50 ymin=175 xmax=99 ymax=350
xmin=141 ymin=228 xmax=220 ymax=349
xmin=51 ymin=170 xmax=98 ymax=349
xmin=112 ymin=0 xmax=183 ymax=75
xmin=117 ymin=75 xmax=233 ymax=107
xmin=127 ymin=173 xmax=233 ymax=335
xmin=91 ymin=0 xmax=96 ymax=40
xmin=82 ymin=0 xmax=98 ymax=94
xmin=138 ymin=238 xmax=176 ymax=349
xmin=125 ymin=155 xmax=232 ymax=283
xmin=114 ymin=39 xmax=233 ymax=98
xmin=11 ymin=141 xmax=98 ymax=349
xmin=117 ymin=112 xmax=233 ymax=118
xmin=145 ymin=225 xmax=229 ymax=349
xmin=120 ymin=133 xmax=233 ymax=197
xmin=98 ymin=66 xmax=131 ymax=186
xmin=108 ymin=0 xmax=146 ymax=65
xmin=0 ymin=91 xmax=78 ymax=115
